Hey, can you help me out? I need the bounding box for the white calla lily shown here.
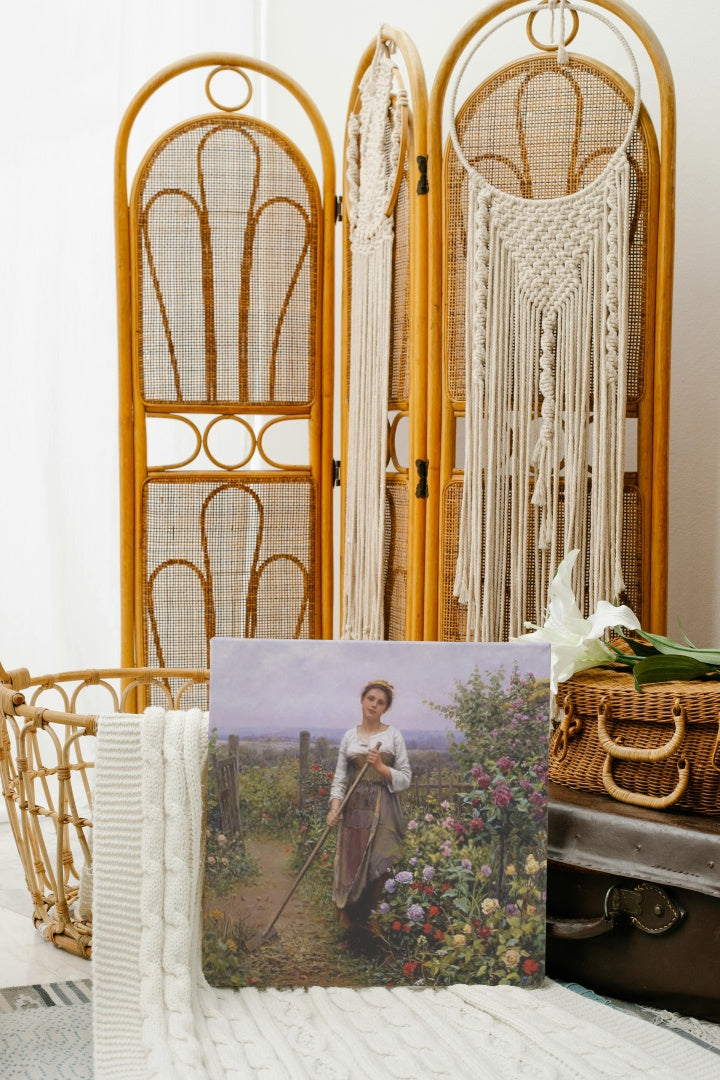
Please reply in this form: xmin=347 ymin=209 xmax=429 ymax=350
xmin=513 ymin=549 xmax=641 ymax=696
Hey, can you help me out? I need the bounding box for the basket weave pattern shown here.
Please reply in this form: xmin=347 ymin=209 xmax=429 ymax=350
xmin=0 ymin=665 xmax=209 ymax=957
xmin=552 ymin=668 xmax=720 ymax=814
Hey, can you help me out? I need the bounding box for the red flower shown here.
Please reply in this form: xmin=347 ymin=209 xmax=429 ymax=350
xmin=392 ymin=920 xmax=402 ymax=931
xmin=423 ymin=923 xmax=433 ymax=934
xmin=403 ymin=960 xmax=419 ymax=980
xmin=403 ymin=923 xmax=411 ymax=933
xmin=428 ymin=905 xmax=440 ymax=917
xmin=441 ymin=883 xmax=451 ymax=893
xmin=523 ymin=958 xmax=540 ymax=975
xmin=410 ymin=881 xmax=423 ymax=891
xmin=434 ymin=929 xmax=444 ymax=941
xmin=423 ymin=885 xmax=434 ymax=896
xmin=477 ymin=926 xmax=491 ymax=941
xmin=317 ymin=787 xmax=328 ymax=796
xmin=311 ymin=764 xmax=321 ymax=772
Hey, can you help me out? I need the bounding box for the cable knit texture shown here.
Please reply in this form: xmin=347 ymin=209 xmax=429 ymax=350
xmin=93 ymin=709 xmax=717 ymax=1078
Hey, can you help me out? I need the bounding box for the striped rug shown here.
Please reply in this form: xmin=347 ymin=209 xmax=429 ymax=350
xmin=0 ymin=978 xmax=92 ymax=1012
xmin=0 ymin=980 xmax=93 ymax=1079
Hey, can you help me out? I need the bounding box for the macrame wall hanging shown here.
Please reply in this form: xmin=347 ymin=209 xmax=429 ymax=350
xmin=342 ymin=37 xmax=407 ymax=639
xmin=450 ymin=1 xmax=641 ymax=641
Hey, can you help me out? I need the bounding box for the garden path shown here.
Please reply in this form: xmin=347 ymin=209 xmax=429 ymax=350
xmin=225 ymin=835 xmax=385 ymax=987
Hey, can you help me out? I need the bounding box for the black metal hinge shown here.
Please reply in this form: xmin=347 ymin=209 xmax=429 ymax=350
xmin=335 ymin=195 xmax=343 ymax=222
xmin=332 ymin=459 xmax=341 ymax=487
xmin=415 ymin=459 xmax=429 ymax=498
xmin=417 ymin=156 xmax=429 ymax=196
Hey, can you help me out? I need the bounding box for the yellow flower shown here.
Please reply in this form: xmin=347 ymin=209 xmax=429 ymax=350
xmin=526 ymin=905 xmax=537 ymax=916
xmin=503 ymin=949 xmax=520 ymax=969
xmin=208 ymin=908 xmax=224 ymax=921
xmin=463 ymin=924 xmax=472 ymax=934
xmin=226 ymin=939 xmax=237 ymax=953
xmin=453 ymin=934 xmax=466 ymax=947
xmin=525 ymin=854 xmax=540 ymax=875
xmin=505 ymin=864 xmax=516 ymax=876
xmin=481 ymin=897 xmax=500 ymax=916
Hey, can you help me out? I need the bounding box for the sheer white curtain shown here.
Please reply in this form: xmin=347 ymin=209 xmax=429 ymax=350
xmin=0 ymin=0 xmax=264 ymax=674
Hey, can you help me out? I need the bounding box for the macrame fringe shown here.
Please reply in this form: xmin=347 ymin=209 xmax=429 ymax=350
xmin=342 ymin=40 xmax=402 ymax=640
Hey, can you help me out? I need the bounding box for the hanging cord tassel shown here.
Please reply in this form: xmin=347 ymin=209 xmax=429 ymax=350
xmin=549 ymin=0 xmax=570 ymax=65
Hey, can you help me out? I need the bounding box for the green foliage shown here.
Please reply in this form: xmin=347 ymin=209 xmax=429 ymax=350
xmin=370 ymin=667 xmax=549 ymax=986
xmin=206 ymin=731 xmax=257 ymax=893
xmin=607 ymin=632 xmax=720 ymax=689
xmin=202 ymin=909 xmax=253 ymax=989
xmin=238 ymin=758 xmax=301 ymax=834
xmin=370 ymin=808 xmax=545 ymax=987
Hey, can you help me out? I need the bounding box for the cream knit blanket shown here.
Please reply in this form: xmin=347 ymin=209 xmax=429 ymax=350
xmin=92 ymin=710 xmax=717 ymax=1079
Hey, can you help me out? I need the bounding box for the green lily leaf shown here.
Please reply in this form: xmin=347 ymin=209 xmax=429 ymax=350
xmin=636 ymin=630 xmax=720 ymax=666
xmin=632 ymin=654 xmax=720 ymax=690
xmin=619 ymin=636 xmax=660 ymax=658
xmin=603 ymin=642 xmax=640 ymax=667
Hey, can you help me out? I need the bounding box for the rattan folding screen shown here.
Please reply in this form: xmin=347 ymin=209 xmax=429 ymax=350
xmin=116 ymin=3 xmax=674 ymax=662
xmin=116 ymin=56 xmax=335 ymax=687
xmin=424 ymin=0 xmax=674 ymax=641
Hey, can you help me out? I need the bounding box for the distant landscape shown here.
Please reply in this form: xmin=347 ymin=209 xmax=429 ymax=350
xmin=213 ymin=726 xmax=454 ymax=752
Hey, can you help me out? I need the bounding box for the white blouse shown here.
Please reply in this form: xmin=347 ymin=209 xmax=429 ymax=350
xmin=328 ymin=725 xmax=412 ymax=801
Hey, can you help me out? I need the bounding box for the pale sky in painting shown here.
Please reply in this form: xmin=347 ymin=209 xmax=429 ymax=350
xmin=209 ymin=638 xmax=549 ymax=738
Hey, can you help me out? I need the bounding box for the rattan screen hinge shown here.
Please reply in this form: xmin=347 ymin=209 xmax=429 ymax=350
xmin=415 ymin=459 xmax=429 ymax=498
xmin=332 ymin=459 xmax=341 ymax=487
xmin=416 ymin=156 xmax=428 ymax=195
xmin=335 ymin=195 xmax=343 ymax=222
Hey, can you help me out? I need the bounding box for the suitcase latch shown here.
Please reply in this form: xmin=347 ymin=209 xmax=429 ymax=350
xmin=605 ymin=882 xmax=685 ymax=935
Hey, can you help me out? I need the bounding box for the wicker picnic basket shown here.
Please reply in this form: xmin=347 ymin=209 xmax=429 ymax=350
xmin=0 ymin=662 xmax=208 ymax=957
xmin=551 ymin=668 xmax=720 ymax=814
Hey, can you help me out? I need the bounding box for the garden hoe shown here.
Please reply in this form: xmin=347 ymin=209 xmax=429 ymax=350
xmin=246 ymin=742 xmax=382 ymax=950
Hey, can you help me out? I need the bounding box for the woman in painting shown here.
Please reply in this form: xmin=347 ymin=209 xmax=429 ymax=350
xmin=326 ymin=679 xmax=412 ymax=928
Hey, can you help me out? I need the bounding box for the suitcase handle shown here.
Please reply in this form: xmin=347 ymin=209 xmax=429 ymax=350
xmin=602 ymin=754 xmax=690 ymax=809
xmin=548 ymin=882 xmax=685 ymax=940
xmin=597 ymin=698 xmax=686 ymax=762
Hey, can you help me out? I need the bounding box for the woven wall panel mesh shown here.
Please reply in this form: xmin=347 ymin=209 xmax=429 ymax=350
xmin=445 ymin=56 xmax=649 ymax=405
xmin=439 ymin=478 xmax=642 ymax=642
xmin=142 ymin=475 xmax=316 ymax=672
xmin=136 ymin=117 xmax=319 ymax=406
xmin=383 ymin=477 xmax=409 ymax=640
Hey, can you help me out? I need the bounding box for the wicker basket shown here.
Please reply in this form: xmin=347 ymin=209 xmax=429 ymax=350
xmin=0 ymin=662 xmax=209 ymax=957
xmin=552 ymin=668 xmax=720 ymax=814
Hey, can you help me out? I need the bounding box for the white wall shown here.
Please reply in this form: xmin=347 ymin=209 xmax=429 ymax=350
xmin=0 ymin=0 xmax=718 ymax=677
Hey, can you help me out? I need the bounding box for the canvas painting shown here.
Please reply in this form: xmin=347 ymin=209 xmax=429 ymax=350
xmin=204 ymin=638 xmax=550 ymax=990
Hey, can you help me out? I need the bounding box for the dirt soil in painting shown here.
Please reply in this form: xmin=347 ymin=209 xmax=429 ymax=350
xmin=209 ymin=836 xmax=387 ymax=989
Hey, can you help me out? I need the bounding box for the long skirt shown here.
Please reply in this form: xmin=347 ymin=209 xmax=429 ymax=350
xmin=332 ymin=778 xmax=405 ymax=913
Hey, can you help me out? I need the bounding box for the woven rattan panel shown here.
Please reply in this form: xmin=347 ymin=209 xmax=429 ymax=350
xmin=445 ymin=56 xmax=650 ymax=406
xmin=383 ymin=477 xmax=409 ymax=640
xmin=136 ymin=116 xmax=319 ymax=406
xmin=439 ymin=478 xmax=642 ymax=642
xmin=142 ymin=475 xmax=316 ymax=670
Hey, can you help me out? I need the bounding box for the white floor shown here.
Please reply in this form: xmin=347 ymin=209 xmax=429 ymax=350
xmin=0 ymin=818 xmax=91 ymax=990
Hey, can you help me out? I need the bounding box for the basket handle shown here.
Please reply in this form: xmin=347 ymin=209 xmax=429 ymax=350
xmin=550 ymin=696 xmax=583 ymax=762
xmin=601 ymin=755 xmax=690 ymax=809
xmin=597 ymin=698 xmax=686 ymax=762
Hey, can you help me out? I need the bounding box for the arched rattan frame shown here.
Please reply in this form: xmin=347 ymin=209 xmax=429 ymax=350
xmin=116 ymin=55 xmax=336 ymax=677
xmin=424 ymin=0 xmax=675 ymax=640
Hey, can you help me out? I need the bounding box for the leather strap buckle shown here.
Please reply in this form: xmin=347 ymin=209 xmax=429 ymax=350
xmin=604 ymin=882 xmax=685 ymax=935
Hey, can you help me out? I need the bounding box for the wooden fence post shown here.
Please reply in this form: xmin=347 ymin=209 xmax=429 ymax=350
xmin=299 ymin=730 xmax=310 ymax=809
